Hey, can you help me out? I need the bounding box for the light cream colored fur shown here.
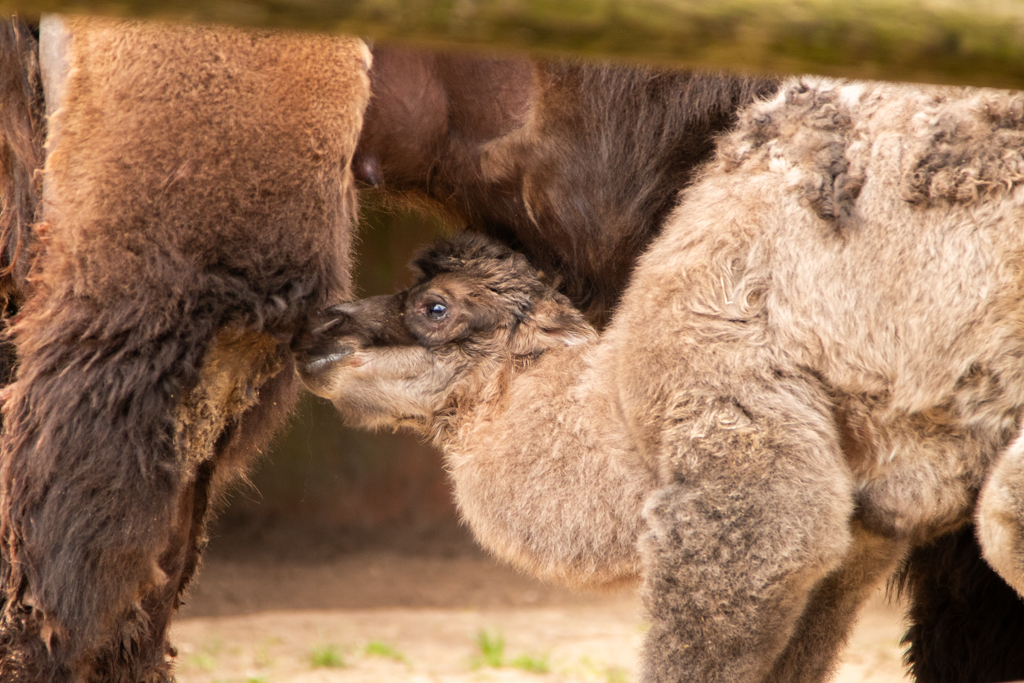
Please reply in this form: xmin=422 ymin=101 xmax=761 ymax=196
xmin=306 ymin=78 xmax=1024 ymax=682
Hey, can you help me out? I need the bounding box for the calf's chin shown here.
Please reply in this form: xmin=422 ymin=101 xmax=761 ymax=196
xmin=299 ymin=344 xmax=456 ymax=431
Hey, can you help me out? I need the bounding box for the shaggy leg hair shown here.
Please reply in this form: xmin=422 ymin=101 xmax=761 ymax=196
xmin=0 ymin=17 xmax=369 ymax=680
xmin=0 ymin=16 xmax=41 ymax=293
xmin=0 ymin=16 xmax=43 ymax=388
xmin=637 ymin=375 xmax=854 ymax=683
xmin=766 ymin=524 xmax=902 ymax=683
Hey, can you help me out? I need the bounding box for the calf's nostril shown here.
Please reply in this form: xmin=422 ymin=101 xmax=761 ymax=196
xmin=314 ymin=302 xmax=360 ymax=335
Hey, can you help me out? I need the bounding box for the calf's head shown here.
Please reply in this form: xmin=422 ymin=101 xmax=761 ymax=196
xmin=293 ymin=233 xmax=594 ymax=432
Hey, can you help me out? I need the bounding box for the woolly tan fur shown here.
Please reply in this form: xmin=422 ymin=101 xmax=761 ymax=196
xmin=301 ymin=78 xmax=1024 ymax=682
xmin=357 ymin=49 xmax=1024 ymax=682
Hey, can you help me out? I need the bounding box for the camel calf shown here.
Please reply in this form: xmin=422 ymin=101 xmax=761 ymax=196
xmin=298 ymin=78 xmax=1024 ymax=682
xmin=296 ymin=234 xmax=652 ymax=588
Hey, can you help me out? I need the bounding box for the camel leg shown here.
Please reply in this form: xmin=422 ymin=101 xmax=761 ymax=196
xmin=765 ymin=523 xmax=904 ymax=683
xmin=638 ymin=380 xmax=854 ymax=683
xmin=0 ymin=18 xmax=367 ymax=680
xmin=901 ymin=524 xmax=1024 ymax=683
xmin=83 ymin=350 xmax=299 ymax=681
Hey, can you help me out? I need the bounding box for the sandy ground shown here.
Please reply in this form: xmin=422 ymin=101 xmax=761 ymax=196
xmin=170 ymin=547 xmax=908 ymax=683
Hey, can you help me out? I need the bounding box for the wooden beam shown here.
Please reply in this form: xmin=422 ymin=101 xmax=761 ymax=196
xmin=4 ymin=0 xmax=1024 ymax=87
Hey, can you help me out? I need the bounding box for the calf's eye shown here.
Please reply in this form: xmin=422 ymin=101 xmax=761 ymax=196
xmin=428 ymin=303 xmax=448 ymax=320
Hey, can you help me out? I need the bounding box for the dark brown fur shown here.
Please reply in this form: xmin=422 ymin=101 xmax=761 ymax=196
xmin=0 ymin=16 xmax=42 ymax=388
xmin=0 ymin=17 xmax=369 ymax=681
xmin=899 ymin=526 xmax=1024 ymax=683
xmin=354 ymin=47 xmax=779 ymax=327
xmin=0 ymin=16 xmax=41 ymax=296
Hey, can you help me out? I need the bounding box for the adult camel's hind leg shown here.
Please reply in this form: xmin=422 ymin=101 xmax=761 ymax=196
xmin=901 ymin=525 xmax=1024 ymax=683
xmin=638 ymin=378 xmax=854 ymax=683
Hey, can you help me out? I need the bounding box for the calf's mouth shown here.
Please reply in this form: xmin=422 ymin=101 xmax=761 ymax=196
xmin=291 ymin=295 xmax=417 ymax=384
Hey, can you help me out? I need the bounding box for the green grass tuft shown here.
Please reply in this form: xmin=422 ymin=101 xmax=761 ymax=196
xmin=186 ymin=639 xmax=222 ymax=673
xmin=310 ymin=643 xmax=346 ymax=668
xmin=511 ymin=653 xmax=550 ymax=674
xmin=605 ymin=664 xmax=629 ymax=683
xmin=472 ymin=629 xmax=505 ymax=669
xmin=364 ymin=640 xmax=407 ymax=663
xmin=187 ymin=652 xmax=217 ymax=672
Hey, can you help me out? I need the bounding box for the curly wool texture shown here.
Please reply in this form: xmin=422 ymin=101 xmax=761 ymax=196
xmin=612 ymin=77 xmax=1024 ymax=683
xmin=357 ymin=48 xmax=1024 ymax=680
xmin=0 ymin=18 xmax=369 ymax=682
xmin=321 ymin=78 xmax=1024 ymax=683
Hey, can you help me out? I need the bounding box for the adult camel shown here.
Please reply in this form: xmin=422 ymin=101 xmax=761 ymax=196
xmin=0 ymin=16 xmax=370 ymax=681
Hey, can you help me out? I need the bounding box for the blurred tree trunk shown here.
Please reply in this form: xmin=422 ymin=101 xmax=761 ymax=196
xmin=4 ymin=0 xmax=1024 ymax=87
